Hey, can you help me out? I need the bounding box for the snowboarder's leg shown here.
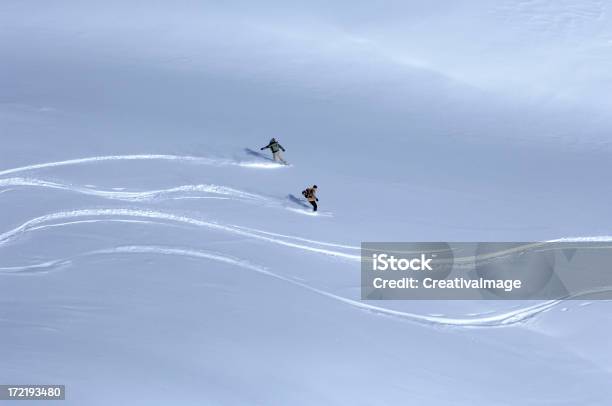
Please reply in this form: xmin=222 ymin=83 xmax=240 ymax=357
xmin=310 ymin=201 xmax=317 ymax=212
xmin=275 ymin=151 xmax=288 ymax=164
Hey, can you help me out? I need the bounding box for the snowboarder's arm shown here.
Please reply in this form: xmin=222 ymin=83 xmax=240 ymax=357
xmin=260 ymin=143 xmax=270 ymax=150
xmin=279 ymin=144 xmax=285 ymax=152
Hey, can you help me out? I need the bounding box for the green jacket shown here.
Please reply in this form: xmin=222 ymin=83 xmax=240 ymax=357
xmin=261 ymin=141 xmax=285 ymax=153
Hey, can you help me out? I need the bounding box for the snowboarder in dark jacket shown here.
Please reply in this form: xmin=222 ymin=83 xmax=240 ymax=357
xmin=302 ymin=185 xmax=319 ymax=212
xmin=260 ymin=138 xmax=287 ymax=164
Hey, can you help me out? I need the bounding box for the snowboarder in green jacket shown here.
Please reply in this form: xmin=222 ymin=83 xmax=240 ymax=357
xmin=260 ymin=138 xmax=288 ymax=164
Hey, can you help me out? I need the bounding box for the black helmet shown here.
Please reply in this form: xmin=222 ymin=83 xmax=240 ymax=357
xmin=313 ymin=185 xmax=318 ymax=188
xmin=270 ymin=138 xmax=276 ymax=142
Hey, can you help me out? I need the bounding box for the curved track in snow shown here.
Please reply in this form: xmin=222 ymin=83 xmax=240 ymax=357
xmin=0 ymin=154 xmax=285 ymax=178
xmin=0 ymin=177 xmax=329 ymax=215
xmin=0 ymin=155 xmax=607 ymax=329
xmin=0 ymin=259 xmax=72 ymax=274
xmin=0 ymin=244 xmax=570 ymax=328
xmin=229 ymin=224 xmax=360 ymax=250
xmin=0 ymin=208 xmax=360 ymax=260
xmin=0 ymin=177 xmax=268 ymax=203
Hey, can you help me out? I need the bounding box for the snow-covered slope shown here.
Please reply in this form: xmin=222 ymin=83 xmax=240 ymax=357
xmin=1 ymin=1 xmax=611 ymax=405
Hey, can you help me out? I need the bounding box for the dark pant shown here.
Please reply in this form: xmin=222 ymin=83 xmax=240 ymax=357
xmin=309 ymin=201 xmax=317 ymax=212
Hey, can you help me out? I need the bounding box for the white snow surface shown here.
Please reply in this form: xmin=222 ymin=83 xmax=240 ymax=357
xmin=1 ymin=1 xmax=611 ymax=405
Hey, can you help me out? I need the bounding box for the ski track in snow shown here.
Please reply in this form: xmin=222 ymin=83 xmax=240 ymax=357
xmin=0 ymin=154 xmax=285 ymax=178
xmin=0 ymin=208 xmax=361 ymax=261
xmin=0 ymin=211 xmax=608 ymax=327
xmin=0 ymin=155 xmax=327 ymax=216
xmin=0 ymin=177 xmax=327 ymax=215
xmin=229 ymin=225 xmax=360 ymax=250
xmin=0 ymin=244 xmax=569 ymax=328
xmin=0 ymin=259 xmax=72 ymax=274
xmin=0 ymin=177 xmax=267 ymax=203
xmin=0 ymin=155 xmax=608 ymax=328
xmin=285 ymin=207 xmax=334 ymax=217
